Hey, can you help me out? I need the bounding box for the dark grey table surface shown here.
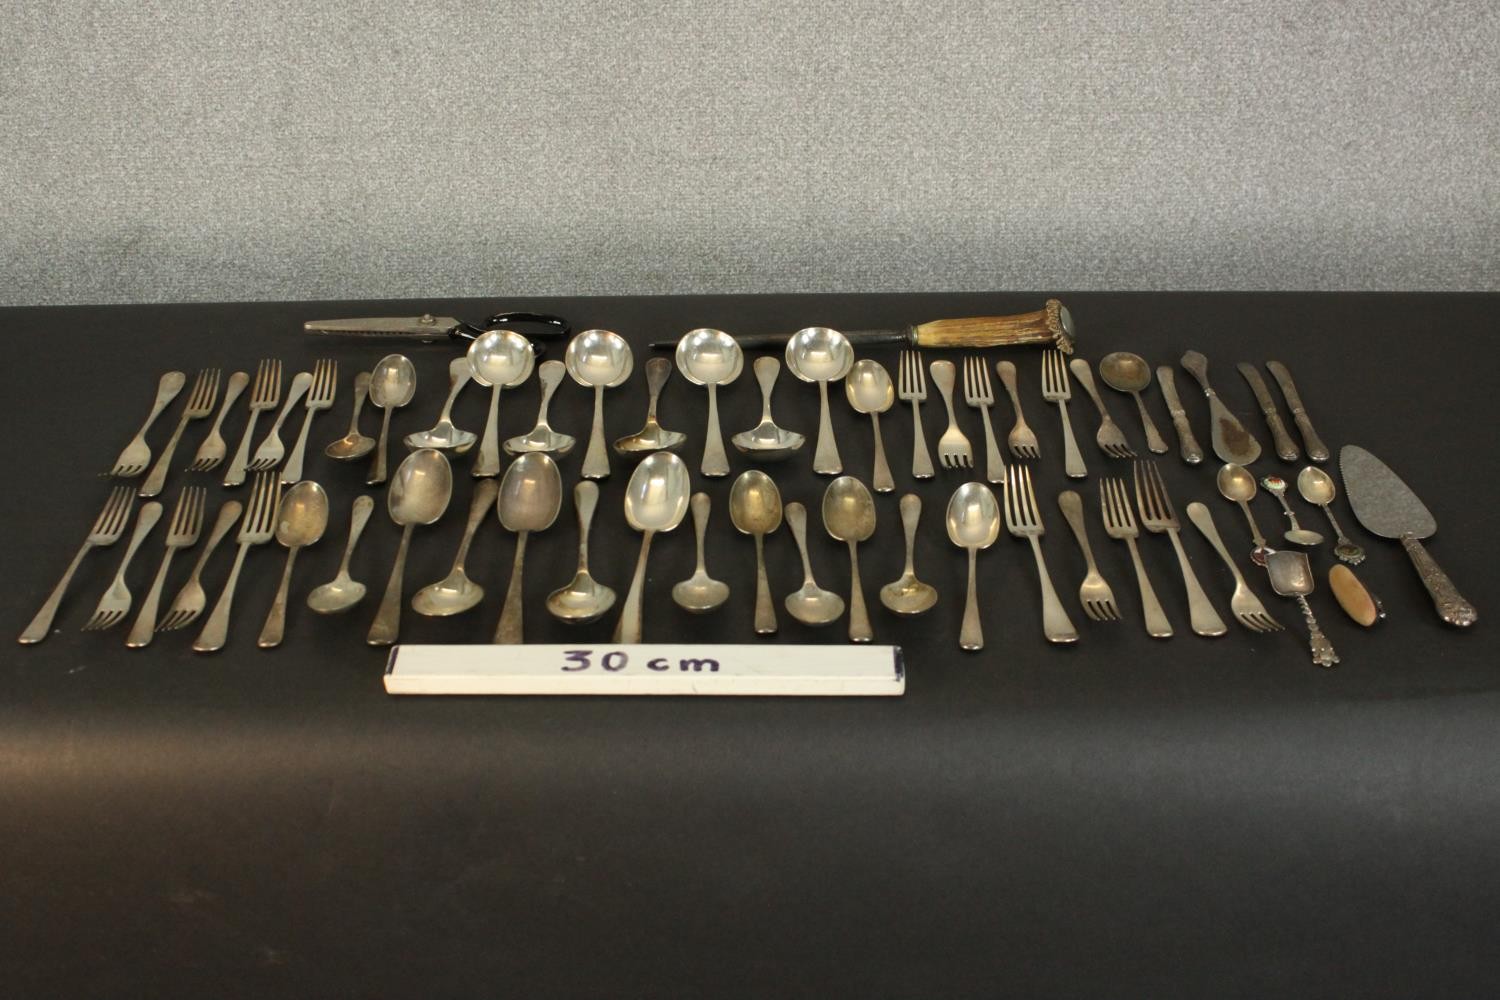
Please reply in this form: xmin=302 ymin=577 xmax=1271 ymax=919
xmin=2 ymin=292 xmax=1497 ymax=998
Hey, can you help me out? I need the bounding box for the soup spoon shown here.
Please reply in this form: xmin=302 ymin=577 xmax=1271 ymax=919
xmin=367 ymin=449 xmax=452 ymax=646
xmin=566 ymin=329 xmax=633 ymax=479
xmin=785 ymin=327 xmax=854 ymax=475
xmin=676 ymin=328 xmax=743 ymax=477
xmin=467 ymin=329 xmax=535 ymax=477
xmin=613 ymin=452 xmax=690 ymax=643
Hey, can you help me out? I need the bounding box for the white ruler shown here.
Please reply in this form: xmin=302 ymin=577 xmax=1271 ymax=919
xmin=384 ymin=644 xmax=905 ymax=697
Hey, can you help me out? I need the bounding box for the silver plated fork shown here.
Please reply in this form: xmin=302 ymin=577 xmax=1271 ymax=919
xmin=1005 ymin=465 xmax=1079 ymax=643
xmin=157 ymin=499 xmax=243 ymax=632
xmin=193 ymin=473 xmax=282 ymax=652
xmin=994 ymin=361 xmax=1039 ymax=460
xmin=962 ymin=356 xmax=1005 ymax=484
xmin=281 ymin=359 xmax=338 ymax=483
xmin=929 ymin=360 xmax=973 ymax=470
xmin=125 ymin=487 xmax=206 ymax=647
xmin=18 ymin=487 xmax=135 ymax=643
xmin=1069 ymin=358 xmax=1135 ymax=458
xmin=141 ymin=368 xmax=221 ymax=497
xmin=1100 ymin=477 xmax=1173 ymax=638
xmin=1185 ymin=501 xmax=1283 ymax=633
xmin=81 ymin=501 xmax=163 ymax=631
xmin=188 ymin=370 xmax=249 ymax=471
xmin=897 ymin=350 xmax=935 ymax=479
xmin=1040 ymin=350 xmax=1086 ymax=478
xmin=1057 ymin=490 xmax=1120 ymax=622
xmin=248 ymin=371 xmax=313 ymax=472
xmin=224 ymin=359 xmax=283 ymax=486
xmin=110 ymin=371 xmax=186 ymax=477
xmin=1134 ymin=460 xmax=1228 ymax=637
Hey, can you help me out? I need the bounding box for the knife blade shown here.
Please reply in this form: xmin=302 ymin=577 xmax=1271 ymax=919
xmin=1266 ymin=361 xmax=1328 ymax=462
xmin=1340 ymin=445 xmax=1477 ymax=627
xmin=1155 ymin=366 xmax=1203 ymax=464
xmin=1236 ymin=363 xmax=1299 ymax=461
xmin=303 ymin=311 xmax=570 ymax=343
xmin=1179 ymin=351 xmax=1261 ymax=466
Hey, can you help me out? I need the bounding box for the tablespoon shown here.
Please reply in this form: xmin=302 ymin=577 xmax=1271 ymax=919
xmin=880 ymin=493 xmax=938 ymax=616
xmin=366 ymin=355 xmax=416 ymax=486
xmin=672 ymin=492 xmax=729 ymax=614
xmin=1261 ymin=475 xmax=1324 ymax=546
xmin=110 ymin=371 xmax=186 ymax=477
xmin=412 ymin=480 xmax=499 ymax=617
xmin=946 ymin=482 xmax=1001 ymax=650
xmin=248 ymin=371 xmax=313 ymax=471
xmin=613 ymin=452 xmax=691 ymax=642
xmin=676 ymin=328 xmax=743 ymax=477
xmin=1296 ymin=466 xmax=1364 ymax=564
xmin=566 ymin=329 xmax=633 ymax=479
xmin=324 ymin=371 xmax=375 ymax=460
xmin=615 ymin=357 xmax=687 ymax=456
xmin=367 ymin=449 xmax=453 ymax=646
xmin=307 ymin=495 xmax=375 ymax=614
xmin=1216 ymin=463 xmax=1273 ymax=565
xmin=786 ymin=328 xmax=854 ymax=475
xmin=467 ymin=330 xmax=536 ymax=476
xmin=547 ymin=481 xmax=616 ymax=623
xmin=189 ymin=370 xmax=249 ymax=472
xmin=256 ymin=480 xmax=329 ymax=648
xmin=729 ymin=470 xmax=783 ymax=634
xmin=404 ymin=356 xmax=477 ymax=453
xmin=822 ymin=476 xmax=876 ymax=643
xmin=505 ymin=360 xmax=575 ymax=456
xmin=731 ymin=357 xmax=805 ymax=461
xmin=782 ymin=502 xmax=844 ymax=626
xmin=493 ymin=452 xmax=563 ymax=643
xmin=845 ymin=359 xmax=895 ymax=492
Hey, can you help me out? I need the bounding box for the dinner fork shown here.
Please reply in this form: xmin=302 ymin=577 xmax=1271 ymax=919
xmin=157 ymin=499 xmax=243 ymax=632
xmin=109 ymin=371 xmax=186 ymax=477
xmin=1040 ymin=350 xmax=1086 ymax=478
xmin=81 ymin=501 xmax=163 ymax=631
xmin=188 ymin=370 xmax=249 ymax=471
xmin=897 ymin=350 xmax=935 ymax=479
xmin=995 ymin=361 xmax=1039 ymax=460
xmin=224 ymin=359 xmax=283 ymax=486
xmin=962 ymin=355 xmax=1005 ymax=483
xmin=1057 ymin=490 xmax=1120 ymax=622
xmin=193 ymin=473 xmax=282 ymax=652
xmin=928 ymin=360 xmax=973 ymax=470
xmin=248 ymin=371 xmax=314 ymax=472
xmin=1099 ymin=477 xmax=1173 ymax=638
xmin=281 ymin=358 xmax=337 ymax=483
xmin=1185 ymin=502 xmax=1284 ymax=633
xmin=1068 ymin=359 xmax=1135 ymax=459
xmin=140 ymin=368 xmax=220 ymax=497
xmin=1004 ymin=465 xmax=1078 ymax=643
xmin=1134 ymin=460 xmax=1228 ymax=637
xmin=18 ymin=487 xmax=135 ymax=643
xmin=125 ymin=487 xmax=206 ymax=647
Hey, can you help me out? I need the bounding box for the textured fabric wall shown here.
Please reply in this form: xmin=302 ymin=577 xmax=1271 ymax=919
xmin=3 ymin=1 xmax=1496 ymax=305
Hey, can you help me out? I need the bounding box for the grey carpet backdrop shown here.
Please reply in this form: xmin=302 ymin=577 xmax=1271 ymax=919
xmin=4 ymin=1 xmax=1497 ymax=306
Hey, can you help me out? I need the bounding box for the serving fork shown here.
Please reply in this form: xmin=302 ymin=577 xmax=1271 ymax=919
xmin=224 ymin=359 xmax=283 ymax=486
xmin=248 ymin=371 xmax=314 ymax=472
xmin=1185 ymin=501 xmax=1283 ymax=634
xmin=1134 ymin=460 xmax=1228 ymax=637
xmin=1004 ymin=465 xmax=1078 ymax=643
xmin=193 ymin=473 xmax=282 ymax=652
xmin=928 ymin=360 xmax=973 ymax=470
xmin=994 ymin=361 xmax=1039 ymax=460
xmin=124 ymin=487 xmax=206 ymax=647
xmin=1099 ymin=477 xmax=1173 ymax=638
xmin=1056 ymin=490 xmax=1120 ymax=622
xmin=897 ymin=350 xmax=935 ymax=479
xmin=18 ymin=487 xmax=135 ymax=643
xmin=962 ymin=356 xmax=1005 ymax=483
xmin=1040 ymin=350 xmax=1086 ymax=478
xmin=280 ymin=359 xmax=337 ymax=483
xmin=157 ymin=499 xmax=242 ymax=632
xmin=188 ymin=370 xmax=249 ymax=471
xmin=110 ymin=371 xmax=186 ymax=477
xmin=81 ymin=501 xmax=163 ymax=631
xmin=141 ymin=368 xmax=221 ymax=496
xmin=1068 ymin=358 xmax=1135 ymax=458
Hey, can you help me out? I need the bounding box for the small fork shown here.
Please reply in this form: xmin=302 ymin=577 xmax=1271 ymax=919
xmin=110 ymin=371 xmax=186 ymax=477
xmin=157 ymin=499 xmax=243 ymax=632
xmin=994 ymin=361 xmax=1039 ymax=460
xmin=1134 ymin=460 xmax=1228 ymax=637
xmin=1040 ymin=350 xmax=1086 ymax=478
xmin=962 ymin=355 xmax=1005 ymax=484
xmin=125 ymin=487 xmax=206 ymax=647
xmin=1004 ymin=465 xmax=1079 ymax=643
xmin=280 ymin=358 xmax=338 ymax=483
xmin=194 ymin=473 xmax=282 ymax=652
xmin=928 ymin=360 xmax=973 ymax=470
xmin=81 ymin=501 xmax=164 ymax=631
xmin=1099 ymin=477 xmax=1173 ymax=638
xmin=1185 ymin=502 xmax=1284 ymax=633
xmin=188 ymin=370 xmax=249 ymax=471
xmin=897 ymin=350 xmax=935 ymax=479
xmin=1057 ymin=490 xmax=1120 ymax=622
xmin=248 ymin=371 xmax=314 ymax=472
xmin=1069 ymin=358 xmax=1135 ymax=459
xmin=19 ymin=487 xmax=135 ymax=643
xmin=141 ymin=368 xmax=221 ymax=497
xmin=224 ymin=359 xmax=283 ymax=486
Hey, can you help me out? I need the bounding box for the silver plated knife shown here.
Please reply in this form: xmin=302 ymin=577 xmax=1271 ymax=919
xmin=1180 ymin=351 xmax=1261 ymax=466
xmin=1266 ymin=361 xmax=1328 ymax=462
xmin=1155 ymin=366 xmax=1203 ymax=464
xmin=1237 ymin=362 xmax=1299 ymax=461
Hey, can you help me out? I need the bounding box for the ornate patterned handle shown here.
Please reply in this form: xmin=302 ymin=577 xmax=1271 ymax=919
xmin=1400 ymin=534 xmax=1478 ymax=627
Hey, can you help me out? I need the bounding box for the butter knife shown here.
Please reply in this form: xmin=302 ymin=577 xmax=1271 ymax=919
xmin=1266 ymin=361 xmax=1329 ymax=462
xmin=1236 ymin=363 xmax=1299 ymax=461
xmin=1180 ymin=351 xmax=1261 ymax=466
xmin=1155 ymin=366 xmax=1203 ymax=464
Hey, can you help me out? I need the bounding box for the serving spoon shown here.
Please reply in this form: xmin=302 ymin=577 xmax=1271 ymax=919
xmin=672 ymin=492 xmax=730 ymax=614
xmin=324 ymin=372 xmax=376 ymax=461
xmin=615 ymin=357 xmax=687 ymax=456
xmin=505 ymin=360 xmax=575 ymax=456
xmin=880 ymin=493 xmax=938 ymax=616
xmin=732 ymin=357 xmax=805 ymax=461
xmin=404 ymin=356 xmax=477 ymax=453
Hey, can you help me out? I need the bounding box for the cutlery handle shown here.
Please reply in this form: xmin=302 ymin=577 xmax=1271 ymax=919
xmin=689 ymin=491 xmax=711 ymax=572
xmin=140 ymin=413 xmax=190 ymax=497
xmin=265 ymin=374 xmax=312 ymax=438
xmin=18 ymin=542 xmax=93 ymax=644
xmin=868 ymin=414 xmax=893 ymax=493
xmin=204 ymin=371 xmax=249 ymax=442
xmin=644 ymin=356 xmax=672 ymax=419
xmin=256 ymin=547 xmax=300 ymax=648
xmin=474 ymin=384 xmax=502 ymax=478
xmin=1290 ymin=410 xmax=1329 ymax=463
xmin=131 ymin=370 xmax=186 ymax=440
xmin=1124 ymin=537 xmax=1173 ymax=639
xmin=786 ymin=502 xmax=817 ymax=583
xmin=194 ymin=542 xmax=250 ymax=652
xmin=494 ymin=532 xmax=529 ymax=643
xmin=1256 ymin=403 xmax=1299 ymax=462
xmin=959 ymin=547 xmax=983 ymax=651
xmin=366 ymin=524 xmax=412 ymax=646
xmin=846 ymin=543 xmax=872 ymax=643
xmin=368 ymin=408 xmax=393 ymax=485
xmin=1297 ymin=595 xmax=1340 ymax=667
xmin=1056 ymin=400 xmax=1086 ymax=479
xmin=813 ymin=381 xmax=841 ymax=475
xmin=1028 ymin=536 xmax=1078 ymax=643
xmin=344 ymin=372 xmax=371 ymax=432
xmin=1157 ymin=367 xmax=1204 ymax=464
xmin=194 ymin=500 xmax=245 ymax=578
xmin=996 ymin=360 xmax=1022 ymax=407
xmin=1056 ymin=490 xmax=1099 ymax=572
xmin=1166 ymin=531 xmax=1228 ymax=637
xmin=334 ymin=495 xmax=375 ymax=575
xmin=223 ymin=409 xmax=261 ymax=486
xmin=282 ymin=408 xmax=316 ymax=484
xmin=452 ymin=479 xmax=498 ymax=572
xmin=1400 ymin=534 xmax=1478 ymax=627
xmin=125 ymin=548 xmax=176 ymax=648
xmin=612 ymin=531 xmax=654 ymax=643
xmin=110 ymin=502 xmax=163 ymax=584
xmin=1068 ymin=359 xmax=1109 ymax=417
xmin=1185 ymin=502 xmax=1246 ymax=584
xmin=930 ymin=361 xmax=958 ymax=423
xmin=701 ymin=383 xmax=729 ymax=478
xmin=977 ymin=405 xmax=1004 ymax=484
xmin=575 ymin=482 xmax=600 ymax=571
xmin=753 ymin=534 xmax=776 ymax=634
xmin=909 ymin=398 xmax=934 ymax=479
xmin=753 ymin=356 xmax=779 ymax=418
xmin=582 ymin=385 xmax=611 ymax=479
xmin=1133 ymin=393 xmax=1170 ymax=455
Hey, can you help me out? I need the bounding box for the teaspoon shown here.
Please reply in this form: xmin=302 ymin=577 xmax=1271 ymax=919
xmin=729 ymin=470 xmax=783 ymax=634
xmin=547 ymin=482 xmax=616 ymax=623
xmin=467 ymin=329 xmax=536 ymax=477
xmin=821 ymin=476 xmax=876 ymax=643
xmin=786 ymin=327 xmax=854 ymax=475
xmin=676 ymin=328 xmax=744 ymax=477
xmin=367 ymin=449 xmax=452 ymax=646
xmin=946 ymin=482 xmax=1001 ymax=650
xmin=412 ymin=479 xmax=499 ymax=617
xmin=782 ymin=502 xmax=844 ymax=626
xmin=845 ymin=359 xmax=896 ymax=493
xmin=493 ymin=452 xmax=563 ymax=643
xmin=256 ymin=480 xmax=329 ymax=648
xmin=672 ymin=492 xmax=730 ymax=614
xmin=880 ymin=494 xmax=938 ymax=615
xmin=505 ymin=360 xmax=575 ymax=456
xmin=366 ymin=355 xmax=416 ymax=486
xmin=613 ymin=452 xmax=691 ymax=643
xmin=1296 ymin=466 xmax=1364 ymax=564
xmin=566 ymin=329 xmax=633 ymax=479
xmin=1215 ymin=463 xmax=1273 ymax=565
xmin=307 ymin=495 xmax=375 ymax=614
xmin=1262 ymin=475 xmax=1324 ymax=546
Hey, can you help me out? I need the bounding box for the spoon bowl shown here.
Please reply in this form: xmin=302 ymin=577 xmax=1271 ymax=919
xmin=276 ymin=481 xmax=330 ymax=548
xmin=1098 ymin=352 xmax=1152 ymax=393
xmin=389 ymin=449 xmax=454 ymax=526
xmin=785 ymin=327 xmax=854 ymax=384
xmin=565 ymin=329 xmax=634 ymax=388
xmin=369 ymin=355 xmax=417 ymax=410
xmin=468 ymin=330 xmax=536 ymax=388
xmin=846 ymin=359 xmax=895 ymax=414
